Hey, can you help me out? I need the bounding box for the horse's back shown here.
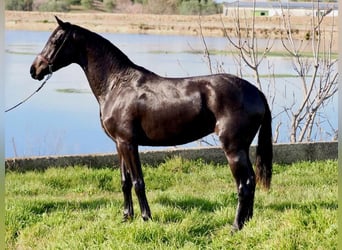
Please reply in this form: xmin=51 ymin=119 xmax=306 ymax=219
xmin=192 ymin=74 xmax=266 ymax=117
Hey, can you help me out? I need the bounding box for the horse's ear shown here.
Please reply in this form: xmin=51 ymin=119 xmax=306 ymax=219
xmin=55 ymin=16 xmax=70 ymax=29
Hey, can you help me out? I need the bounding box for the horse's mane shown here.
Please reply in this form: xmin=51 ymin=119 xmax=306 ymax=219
xmin=71 ymin=23 xmax=151 ymax=74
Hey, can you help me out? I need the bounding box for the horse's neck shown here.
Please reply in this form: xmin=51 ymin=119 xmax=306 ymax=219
xmin=78 ymin=34 xmax=137 ymax=102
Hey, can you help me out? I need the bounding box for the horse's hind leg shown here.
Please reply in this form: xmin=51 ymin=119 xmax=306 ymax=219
xmin=225 ymin=148 xmax=256 ymax=231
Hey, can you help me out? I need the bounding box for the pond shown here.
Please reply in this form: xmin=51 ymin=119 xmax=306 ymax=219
xmin=4 ymin=30 xmax=337 ymax=158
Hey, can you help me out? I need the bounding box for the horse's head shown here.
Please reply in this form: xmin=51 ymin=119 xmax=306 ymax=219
xmin=30 ymin=16 xmax=76 ymax=80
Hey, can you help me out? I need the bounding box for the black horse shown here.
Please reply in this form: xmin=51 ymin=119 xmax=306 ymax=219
xmin=30 ymin=17 xmax=273 ymax=231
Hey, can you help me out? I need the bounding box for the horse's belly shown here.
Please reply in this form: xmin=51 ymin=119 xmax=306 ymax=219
xmin=138 ymin=128 xmax=213 ymax=146
xmin=138 ymin=114 xmax=216 ymax=146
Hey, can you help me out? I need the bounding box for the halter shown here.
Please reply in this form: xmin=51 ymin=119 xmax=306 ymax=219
xmin=39 ymin=28 xmax=72 ymax=67
xmin=5 ymin=28 xmax=72 ymax=113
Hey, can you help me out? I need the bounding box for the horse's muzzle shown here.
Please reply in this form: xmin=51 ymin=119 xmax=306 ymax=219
xmin=30 ymin=64 xmax=39 ymax=80
xmin=30 ymin=56 xmax=49 ymax=80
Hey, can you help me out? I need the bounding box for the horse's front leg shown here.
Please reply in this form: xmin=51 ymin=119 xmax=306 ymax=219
xmin=117 ymin=141 xmax=152 ymax=221
xmin=119 ymin=154 xmax=134 ymax=221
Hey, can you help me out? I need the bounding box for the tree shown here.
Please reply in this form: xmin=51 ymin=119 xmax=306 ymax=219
xmin=200 ymin=1 xmax=337 ymax=143
xmin=279 ymin=2 xmax=338 ymax=142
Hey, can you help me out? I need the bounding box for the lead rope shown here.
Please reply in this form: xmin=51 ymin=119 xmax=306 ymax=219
xmin=5 ymin=64 xmax=53 ymax=113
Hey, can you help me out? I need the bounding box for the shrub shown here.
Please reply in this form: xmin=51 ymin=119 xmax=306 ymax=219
xmin=38 ymin=0 xmax=70 ymax=12
xmin=143 ymin=0 xmax=178 ymax=14
xmin=81 ymin=0 xmax=92 ymax=9
xmin=5 ymin=0 xmax=33 ymax=11
xmin=178 ymin=0 xmax=219 ymax=15
xmin=68 ymin=0 xmax=81 ymax=4
xmin=104 ymin=0 xmax=116 ymax=12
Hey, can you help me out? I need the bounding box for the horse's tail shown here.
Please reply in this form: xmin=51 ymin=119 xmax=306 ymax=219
xmin=255 ymin=92 xmax=273 ymax=190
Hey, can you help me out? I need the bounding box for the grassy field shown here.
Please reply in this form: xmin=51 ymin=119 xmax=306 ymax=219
xmin=6 ymin=158 xmax=337 ymax=249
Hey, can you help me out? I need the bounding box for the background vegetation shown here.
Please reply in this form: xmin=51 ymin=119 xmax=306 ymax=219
xmin=5 ymin=0 xmax=222 ymax=14
xmin=6 ymin=158 xmax=337 ymax=249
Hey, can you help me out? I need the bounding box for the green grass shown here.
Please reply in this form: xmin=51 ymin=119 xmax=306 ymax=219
xmin=6 ymin=158 xmax=337 ymax=249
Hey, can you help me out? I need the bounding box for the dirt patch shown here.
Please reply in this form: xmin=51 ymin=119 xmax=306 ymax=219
xmin=5 ymin=11 xmax=337 ymax=52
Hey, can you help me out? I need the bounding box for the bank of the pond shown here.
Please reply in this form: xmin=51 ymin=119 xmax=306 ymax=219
xmin=5 ymin=11 xmax=338 ymax=53
xmin=5 ymin=141 xmax=337 ymax=172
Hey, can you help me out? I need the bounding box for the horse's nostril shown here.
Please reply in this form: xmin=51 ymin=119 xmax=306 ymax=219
xmin=30 ymin=65 xmax=38 ymax=79
xmin=30 ymin=65 xmax=35 ymax=76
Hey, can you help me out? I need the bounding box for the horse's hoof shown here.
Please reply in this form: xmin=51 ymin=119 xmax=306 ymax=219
xmin=142 ymin=214 xmax=152 ymax=221
xmin=122 ymin=213 xmax=133 ymax=222
xmin=231 ymin=223 xmax=242 ymax=234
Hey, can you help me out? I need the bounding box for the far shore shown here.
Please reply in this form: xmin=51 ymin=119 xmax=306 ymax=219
xmin=5 ymin=11 xmax=338 ymax=53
